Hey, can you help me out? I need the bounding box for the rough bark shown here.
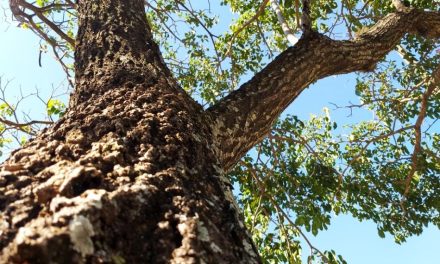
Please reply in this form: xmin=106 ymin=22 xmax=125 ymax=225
xmin=0 ymin=1 xmax=439 ymax=263
xmin=0 ymin=0 xmax=259 ymax=263
xmin=208 ymin=9 xmax=440 ymax=171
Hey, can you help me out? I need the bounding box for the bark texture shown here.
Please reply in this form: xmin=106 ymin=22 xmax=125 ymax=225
xmin=1 ymin=1 xmax=439 ymax=263
xmin=208 ymin=9 xmax=440 ymax=171
xmin=0 ymin=0 xmax=259 ymax=263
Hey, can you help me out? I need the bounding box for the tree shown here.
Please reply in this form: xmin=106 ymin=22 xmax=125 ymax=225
xmin=0 ymin=0 xmax=439 ymax=263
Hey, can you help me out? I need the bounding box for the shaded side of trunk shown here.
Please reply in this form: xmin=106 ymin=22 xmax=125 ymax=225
xmin=0 ymin=0 xmax=260 ymax=263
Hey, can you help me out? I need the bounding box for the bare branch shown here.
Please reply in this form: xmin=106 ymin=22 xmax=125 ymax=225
xmin=403 ymin=65 xmax=440 ymax=199
xmin=0 ymin=117 xmax=53 ymax=130
xmin=18 ymin=1 xmax=75 ymax=46
xmin=269 ymin=0 xmax=299 ymax=45
xmin=9 ymin=0 xmax=75 ymax=46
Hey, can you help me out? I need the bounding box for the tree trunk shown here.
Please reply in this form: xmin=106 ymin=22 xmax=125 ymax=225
xmin=0 ymin=0 xmax=260 ymax=263
xmin=2 ymin=0 xmax=440 ymax=263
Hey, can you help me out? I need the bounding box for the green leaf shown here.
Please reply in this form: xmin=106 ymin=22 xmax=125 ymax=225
xmin=47 ymin=99 xmax=66 ymax=117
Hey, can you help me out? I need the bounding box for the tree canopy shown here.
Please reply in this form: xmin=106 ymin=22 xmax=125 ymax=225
xmin=2 ymin=0 xmax=440 ymax=263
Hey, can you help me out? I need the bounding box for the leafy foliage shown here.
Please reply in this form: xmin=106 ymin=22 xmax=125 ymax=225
xmin=46 ymin=98 xmax=66 ymax=117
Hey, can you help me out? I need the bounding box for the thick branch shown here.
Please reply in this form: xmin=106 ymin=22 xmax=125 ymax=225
xmin=208 ymin=8 xmax=440 ymax=171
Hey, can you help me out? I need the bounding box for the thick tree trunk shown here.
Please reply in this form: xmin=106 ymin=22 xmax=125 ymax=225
xmin=2 ymin=0 xmax=439 ymax=263
xmin=0 ymin=0 xmax=259 ymax=263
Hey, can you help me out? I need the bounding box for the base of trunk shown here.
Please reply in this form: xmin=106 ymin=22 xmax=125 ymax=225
xmin=0 ymin=82 xmax=260 ymax=263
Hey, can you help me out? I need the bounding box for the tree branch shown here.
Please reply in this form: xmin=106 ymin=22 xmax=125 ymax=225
xmin=9 ymin=0 xmax=75 ymax=46
xmin=403 ymin=65 xmax=440 ymax=199
xmin=300 ymin=0 xmax=312 ymax=32
xmin=392 ymin=0 xmax=410 ymax=12
xmin=0 ymin=117 xmax=53 ymax=134
xmin=207 ymin=8 xmax=440 ymax=172
xmin=225 ymin=0 xmax=270 ymax=58
xmin=269 ymin=0 xmax=299 ymax=45
xmin=18 ymin=1 xmax=75 ymax=47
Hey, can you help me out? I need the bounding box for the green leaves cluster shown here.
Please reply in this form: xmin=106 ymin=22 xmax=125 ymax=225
xmin=231 ymin=112 xmax=345 ymax=262
xmin=46 ymin=99 xmax=66 ymax=117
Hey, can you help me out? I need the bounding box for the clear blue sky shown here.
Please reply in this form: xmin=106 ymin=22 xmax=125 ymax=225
xmin=0 ymin=1 xmax=439 ymax=263
xmin=290 ymin=77 xmax=440 ymax=263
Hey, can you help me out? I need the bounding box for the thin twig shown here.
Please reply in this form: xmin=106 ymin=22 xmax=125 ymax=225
xmin=225 ymin=0 xmax=270 ymax=58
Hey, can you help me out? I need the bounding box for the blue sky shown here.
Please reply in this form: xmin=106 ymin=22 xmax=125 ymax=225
xmin=291 ymin=77 xmax=440 ymax=263
xmin=0 ymin=1 xmax=439 ymax=263
xmin=0 ymin=8 xmax=68 ymax=126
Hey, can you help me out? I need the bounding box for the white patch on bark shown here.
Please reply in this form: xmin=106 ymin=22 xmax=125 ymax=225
xmin=14 ymin=226 xmax=34 ymax=245
xmin=177 ymin=222 xmax=189 ymax=235
xmin=50 ymin=190 xmax=105 ymax=223
xmin=0 ymin=216 xmax=9 ymax=236
xmin=69 ymin=215 xmax=95 ymax=257
xmin=197 ymin=221 xmax=210 ymax=242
